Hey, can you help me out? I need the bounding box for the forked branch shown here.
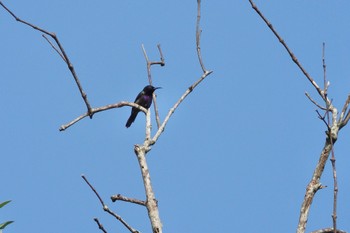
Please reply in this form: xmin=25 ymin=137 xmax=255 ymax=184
xmin=150 ymin=0 xmax=213 ymax=145
xmin=82 ymin=175 xmax=139 ymax=233
xmin=0 ymin=1 xmax=92 ymax=115
xmin=142 ymin=44 xmax=165 ymax=129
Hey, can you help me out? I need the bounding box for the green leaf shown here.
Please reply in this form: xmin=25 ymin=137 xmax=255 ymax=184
xmin=0 ymin=201 xmax=11 ymax=209
xmin=0 ymin=221 xmax=14 ymax=229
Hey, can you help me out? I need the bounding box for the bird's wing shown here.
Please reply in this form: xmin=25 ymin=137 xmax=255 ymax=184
xmin=134 ymin=91 xmax=144 ymax=103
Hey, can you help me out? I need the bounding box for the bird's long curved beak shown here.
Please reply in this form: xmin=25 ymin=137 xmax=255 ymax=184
xmin=155 ymin=87 xmax=162 ymax=90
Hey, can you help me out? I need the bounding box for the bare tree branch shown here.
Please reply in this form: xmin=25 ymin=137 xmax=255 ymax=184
xmin=82 ymin=175 xmax=139 ymax=233
xmin=149 ymin=0 xmax=213 ymax=146
xmin=0 ymin=1 xmax=93 ymax=115
xmin=338 ymin=95 xmax=350 ymax=127
xmin=247 ymin=0 xmax=326 ymax=101
xmin=322 ymin=43 xmax=330 ymax=94
xmin=311 ymin=228 xmax=347 ymax=233
xmin=145 ymin=109 xmax=152 ymax=142
xmin=305 ymin=92 xmax=327 ymax=110
xmin=94 ymin=218 xmax=108 ymax=233
xmin=133 ymin=145 xmax=161 ymax=233
xmin=196 ymin=0 xmax=207 ymax=73
xmin=151 ymin=70 xmax=212 ymax=145
xmin=42 ymin=34 xmax=66 ymax=62
xmin=322 ymin=44 xmax=339 ymax=233
xmin=316 ymin=110 xmax=331 ymax=131
xmin=298 ymin=139 xmax=334 ymax=233
xmin=330 ymin=149 xmax=338 ymax=233
xmin=142 ymin=44 xmax=165 ymax=129
xmin=59 ymin=102 xmax=147 ymax=131
xmin=111 ymin=194 xmax=146 ymax=206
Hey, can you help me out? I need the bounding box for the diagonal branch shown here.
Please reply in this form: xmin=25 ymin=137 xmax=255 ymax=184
xmin=42 ymin=34 xmax=66 ymax=62
xmin=247 ymin=0 xmax=325 ymax=101
xmin=0 ymin=1 xmax=93 ymax=115
xmin=151 ymin=70 xmax=212 ymax=145
xmin=305 ymin=92 xmax=327 ymax=110
xmin=94 ymin=218 xmax=108 ymax=233
xmin=338 ymin=95 xmax=350 ymax=129
xmin=82 ymin=175 xmax=139 ymax=233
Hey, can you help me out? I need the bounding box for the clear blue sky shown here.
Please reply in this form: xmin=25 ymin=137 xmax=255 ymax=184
xmin=1 ymin=1 xmax=350 ymax=233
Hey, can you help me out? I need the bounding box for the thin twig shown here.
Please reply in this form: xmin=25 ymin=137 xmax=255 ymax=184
xmin=305 ymin=92 xmax=327 ymax=110
xmin=110 ymin=194 xmax=146 ymax=206
xmin=94 ymin=218 xmax=108 ymax=233
xmin=316 ymin=110 xmax=331 ymax=130
xmin=196 ymin=0 xmax=207 ymax=73
xmin=82 ymin=175 xmax=139 ymax=233
xmin=322 ymin=44 xmax=338 ymax=233
xmin=330 ymin=148 xmax=338 ymax=233
xmin=156 ymin=44 xmax=165 ymax=66
xmin=42 ymin=34 xmax=66 ymax=62
xmin=321 ymin=45 xmax=338 ymax=233
xmin=322 ymin=43 xmax=329 ymax=94
xmin=82 ymin=175 xmax=105 ymax=206
xmin=0 ymin=1 xmax=93 ymax=115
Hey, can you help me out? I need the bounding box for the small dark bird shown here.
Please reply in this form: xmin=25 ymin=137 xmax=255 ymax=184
xmin=125 ymin=85 xmax=161 ymax=128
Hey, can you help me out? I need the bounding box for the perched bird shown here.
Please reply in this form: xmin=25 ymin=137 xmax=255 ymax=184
xmin=125 ymin=85 xmax=161 ymax=128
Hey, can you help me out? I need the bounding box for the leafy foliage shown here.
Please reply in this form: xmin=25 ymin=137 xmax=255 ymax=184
xmin=0 ymin=201 xmax=13 ymax=230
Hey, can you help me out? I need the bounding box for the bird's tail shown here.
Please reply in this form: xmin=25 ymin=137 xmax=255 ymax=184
xmin=125 ymin=111 xmax=138 ymax=128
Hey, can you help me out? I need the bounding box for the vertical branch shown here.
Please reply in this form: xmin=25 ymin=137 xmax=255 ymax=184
xmin=196 ymin=0 xmax=207 ymax=73
xmin=322 ymin=43 xmax=328 ymax=93
xmin=134 ymin=145 xmax=162 ymax=233
xmin=141 ymin=44 xmax=165 ymax=129
xmin=330 ymin=148 xmax=338 ymax=233
xmin=145 ymin=109 xmax=152 ymax=142
xmin=322 ymin=44 xmax=338 ymax=233
xmin=297 ymin=140 xmax=333 ymax=233
xmin=94 ymin=218 xmax=108 ymax=233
